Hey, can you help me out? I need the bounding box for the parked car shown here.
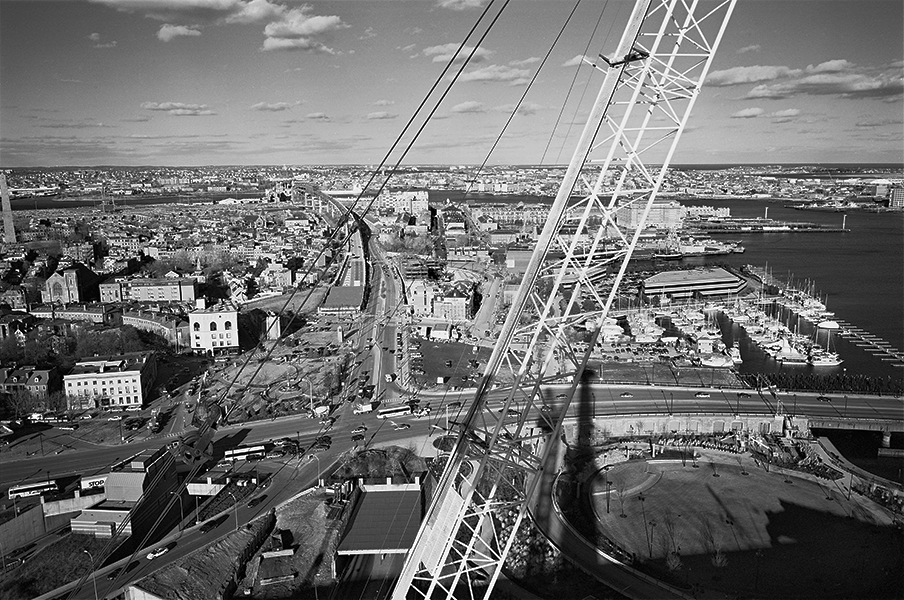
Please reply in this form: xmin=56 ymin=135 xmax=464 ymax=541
xmin=352 ymin=426 xmax=367 ymax=434
xmin=694 ymin=391 xmax=711 ymax=398
xmin=351 ymin=434 xmax=365 ymax=442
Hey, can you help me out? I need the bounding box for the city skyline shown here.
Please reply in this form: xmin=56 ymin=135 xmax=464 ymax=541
xmin=1 ymin=0 xmax=902 ymax=167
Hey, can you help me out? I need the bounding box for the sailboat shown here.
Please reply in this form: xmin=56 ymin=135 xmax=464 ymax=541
xmin=809 ymin=329 xmax=843 ymax=367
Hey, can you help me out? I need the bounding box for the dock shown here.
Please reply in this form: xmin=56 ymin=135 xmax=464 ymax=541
xmin=837 ymin=320 xmax=904 ymax=367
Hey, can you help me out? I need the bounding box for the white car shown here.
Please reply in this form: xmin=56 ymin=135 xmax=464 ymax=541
xmin=393 ymin=423 xmax=411 ymax=431
xmin=620 ymin=392 xmax=633 ymax=398
xmin=146 ymin=546 xmax=170 ymax=560
xmin=694 ymin=391 xmax=711 ymax=398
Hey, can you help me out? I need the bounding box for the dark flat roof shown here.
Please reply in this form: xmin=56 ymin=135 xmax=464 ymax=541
xmin=323 ymin=285 xmax=364 ymax=308
xmin=337 ymin=488 xmax=422 ymax=555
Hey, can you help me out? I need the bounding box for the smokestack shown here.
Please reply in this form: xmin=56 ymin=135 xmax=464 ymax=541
xmin=0 ymin=173 xmax=16 ymax=244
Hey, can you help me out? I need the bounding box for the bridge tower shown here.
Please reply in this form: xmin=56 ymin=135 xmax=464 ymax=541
xmin=393 ymin=0 xmax=736 ymax=598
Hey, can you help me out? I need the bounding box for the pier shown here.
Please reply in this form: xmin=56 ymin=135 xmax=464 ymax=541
xmin=836 ymin=320 xmax=904 ymax=367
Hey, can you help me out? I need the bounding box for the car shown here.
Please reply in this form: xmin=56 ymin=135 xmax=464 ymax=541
xmin=352 ymin=426 xmax=367 ymax=434
xmin=247 ymin=495 xmax=267 ymax=508
xmin=694 ymin=392 xmax=711 ymax=398
xmin=817 ymin=395 xmax=831 ymax=402
xmin=315 ymin=435 xmax=332 ymax=444
xmin=351 ymin=434 xmax=365 ymax=442
xmin=106 ymin=567 xmax=122 ymax=581
xmin=540 ymin=404 xmax=552 ymax=412
xmin=447 ymin=401 xmax=462 ymax=410
xmin=393 ymin=423 xmax=411 ymax=431
xmin=738 ymin=392 xmax=751 ymax=398
xmin=199 ymin=515 xmax=228 ymax=533
xmin=146 ymin=546 xmax=170 ymax=560
xmin=620 ymin=392 xmax=634 ymax=398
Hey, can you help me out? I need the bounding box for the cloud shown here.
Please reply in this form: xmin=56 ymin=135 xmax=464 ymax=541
xmin=88 ymin=32 xmax=117 ymax=48
xmin=746 ymin=70 xmax=904 ymax=100
xmin=306 ymin=112 xmax=329 ymax=120
xmin=805 ymin=59 xmax=853 ymax=74
xmin=737 ymin=44 xmax=761 ymax=54
xmin=854 ymin=118 xmax=901 ymax=128
xmin=261 ymin=6 xmax=347 ymax=53
xmin=450 ymin=101 xmax=485 ymax=113
xmin=706 ymin=65 xmax=801 ymax=86
xmin=562 ymin=54 xmax=589 ymax=68
xmin=359 ymin=27 xmax=376 ymax=40
xmin=366 ymin=111 xmax=396 ymax=120
xmin=250 ymin=101 xmax=294 ymax=111
xmin=373 ymin=100 xmax=394 ymax=106
xmin=731 ymin=107 xmax=764 ymax=119
xmin=422 ymin=43 xmax=491 ymax=64
xmin=509 ymin=57 xmax=540 ymax=67
xmin=458 ymin=64 xmax=530 ymax=85
xmin=38 ymin=122 xmax=114 ymax=129
xmin=224 ymin=0 xmax=284 ymax=24
xmin=769 ymin=109 xmax=800 ymax=118
xmin=436 ymin=0 xmax=486 ymax=10
xmin=494 ymin=102 xmax=542 ymax=116
xmin=157 ymin=24 xmax=201 ymax=41
xmin=141 ymin=101 xmax=215 ymax=115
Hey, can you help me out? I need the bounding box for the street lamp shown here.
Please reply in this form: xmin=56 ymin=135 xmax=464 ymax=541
xmin=226 ymin=491 xmax=239 ymax=532
xmin=170 ymin=491 xmax=184 ymax=531
xmin=313 ymin=454 xmax=321 ymax=487
xmin=82 ymin=549 xmax=98 ymax=600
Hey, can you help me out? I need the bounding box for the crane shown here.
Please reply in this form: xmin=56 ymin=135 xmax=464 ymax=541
xmin=393 ymin=0 xmax=737 ymax=598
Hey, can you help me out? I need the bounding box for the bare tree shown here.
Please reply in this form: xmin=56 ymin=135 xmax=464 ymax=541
xmin=711 ymin=546 xmax=728 ymax=568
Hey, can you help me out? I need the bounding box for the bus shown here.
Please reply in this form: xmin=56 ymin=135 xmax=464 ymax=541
xmin=224 ymin=445 xmax=266 ymax=462
xmin=8 ymin=479 xmax=59 ymax=499
xmin=377 ymin=405 xmax=412 ymax=420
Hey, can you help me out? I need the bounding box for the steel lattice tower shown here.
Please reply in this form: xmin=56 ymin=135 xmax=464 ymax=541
xmin=393 ymin=1 xmax=736 ymax=598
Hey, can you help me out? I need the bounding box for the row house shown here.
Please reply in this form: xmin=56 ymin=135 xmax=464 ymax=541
xmin=0 ymin=366 xmax=58 ymax=398
xmin=64 ymin=351 xmax=157 ymax=411
xmin=100 ymin=277 xmax=197 ymax=304
xmin=121 ymin=310 xmax=189 ymax=348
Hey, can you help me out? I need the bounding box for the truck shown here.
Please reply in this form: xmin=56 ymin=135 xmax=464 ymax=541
xmin=353 ymin=401 xmax=377 ymax=415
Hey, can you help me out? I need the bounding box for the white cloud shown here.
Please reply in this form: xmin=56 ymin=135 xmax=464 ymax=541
xmin=157 ymin=24 xmax=202 ymax=41
xmin=422 ymin=43 xmax=491 ymax=64
xmin=736 ymin=44 xmax=761 ymax=54
xmin=747 ymin=70 xmax=903 ymax=100
xmin=495 ymin=102 xmax=542 ymax=116
xmin=373 ymin=100 xmax=394 ymax=106
xmin=707 ymin=65 xmax=801 ymax=86
xmin=88 ymin=33 xmax=101 ymax=42
xmin=224 ymin=0 xmax=284 ymax=24
xmin=261 ymin=6 xmax=347 ymax=53
xmin=509 ymin=57 xmax=540 ymax=67
xmin=436 ymin=0 xmax=486 ymax=10
xmin=359 ymin=27 xmax=376 ymax=40
xmin=450 ymin=101 xmax=485 ymax=113
xmin=250 ymin=101 xmax=294 ymax=111
xmin=731 ymin=107 xmax=764 ymax=119
xmin=306 ymin=112 xmax=329 ymax=120
xmin=805 ymin=59 xmax=853 ymax=74
xmin=366 ymin=111 xmax=396 ymax=120
xmin=562 ymin=54 xmax=589 ymax=68
xmin=769 ymin=109 xmax=800 ymax=118
xmin=458 ymin=64 xmax=530 ymax=85
xmin=141 ymin=101 xmax=214 ymax=115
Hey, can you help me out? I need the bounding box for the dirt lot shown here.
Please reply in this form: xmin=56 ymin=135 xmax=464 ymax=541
xmin=589 ymin=454 xmax=903 ymax=599
xmin=239 ymin=489 xmax=343 ymax=598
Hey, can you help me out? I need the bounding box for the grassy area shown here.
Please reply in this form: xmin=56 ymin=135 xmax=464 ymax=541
xmin=0 ymin=534 xmax=111 ymax=600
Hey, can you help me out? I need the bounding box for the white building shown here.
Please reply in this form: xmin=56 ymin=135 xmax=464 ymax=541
xmin=188 ymin=302 xmax=239 ymax=355
xmin=64 ymin=351 xmax=157 ymax=411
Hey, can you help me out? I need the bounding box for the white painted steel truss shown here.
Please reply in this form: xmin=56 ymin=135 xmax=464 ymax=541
xmin=393 ymin=1 xmax=736 ymax=598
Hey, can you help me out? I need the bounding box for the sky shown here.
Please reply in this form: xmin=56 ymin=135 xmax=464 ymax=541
xmin=0 ymin=0 xmax=901 ymax=167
